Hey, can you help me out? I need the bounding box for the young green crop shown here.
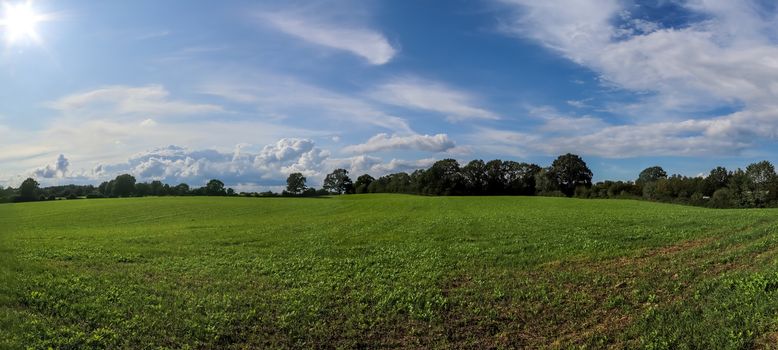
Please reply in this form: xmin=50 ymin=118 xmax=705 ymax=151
xmin=1 ymin=195 xmax=777 ymax=348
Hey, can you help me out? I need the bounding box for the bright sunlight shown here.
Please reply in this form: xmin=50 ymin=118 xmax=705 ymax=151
xmin=0 ymin=1 xmax=47 ymax=44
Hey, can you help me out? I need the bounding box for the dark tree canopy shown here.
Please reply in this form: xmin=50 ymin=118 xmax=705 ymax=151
xmin=174 ymin=183 xmax=190 ymax=196
xmin=10 ymin=152 xmax=778 ymax=209
xmin=323 ymin=169 xmax=353 ymax=194
xmin=637 ymin=166 xmax=668 ymax=186
xmin=419 ymin=159 xmax=463 ymax=195
xmin=746 ymin=161 xmax=776 ymax=188
xmin=286 ymin=173 xmax=307 ymax=194
xmin=705 ymin=167 xmax=730 ymax=194
xmin=112 ymin=174 xmax=137 ymax=197
xmin=205 ymin=179 xmax=226 ymax=196
xmin=354 ymin=174 xmax=375 ymax=194
xmin=19 ymin=178 xmax=40 ymax=200
xmin=502 ymin=161 xmax=542 ymax=195
xmin=461 ymin=159 xmax=487 ymax=195
xmin=548 ymin=153 xmax=593 ymax=197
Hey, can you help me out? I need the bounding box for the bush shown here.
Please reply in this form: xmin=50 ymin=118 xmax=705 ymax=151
xmin=710 ymin=188 xmax=734 ymax=208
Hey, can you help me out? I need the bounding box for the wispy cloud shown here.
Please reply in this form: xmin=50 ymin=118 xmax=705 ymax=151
xmin=372 ymin=77 xmax=499 ymax=122
xmin=199 ymin=73 xmax=414 ymax=133
xmin=135 ymin=30 xmax=171 ymax=41
xmin=258 ymin=11 xmax=397 ymax=65
xmin=493 ymin=0 xmax=778 ymax=157
xmin=48 ymin=85 xmax=224 ymax=118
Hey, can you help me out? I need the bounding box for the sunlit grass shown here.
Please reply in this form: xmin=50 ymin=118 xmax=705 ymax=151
xmin=1 ymin=195 xmax=778 ymax=348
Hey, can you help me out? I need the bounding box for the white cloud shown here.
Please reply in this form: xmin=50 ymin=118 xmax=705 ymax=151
xmin=326 ymin=155 xmax=436 ymax=177
xmin=48 ymin=85 xmax=223 ymax=118
xmin=258 ymin=12 xmax=396 ymax=65
xmin=528 ymin=106 xmax=609 ymax=135
xmin=470 ymin=103 xmax=777 ymax=158
xmin=94 ymin=139 xmax=330 ymax=187
xmin=33 ymin=154 xmax=69 ymax=179
xmin=498 ymin=0 xmax=778 ymax=109
xmin=79 ymin=139 xmax=437 ymax=189
xmin=494 ymin=0 xmax=778 ymax=156
xmin=342 ymin=133 xmax=456 ymax=154
xmin=372 ymin=77 xmax=499 ymax=122
xmin=199 ymin=74 xmax=414 ymax=133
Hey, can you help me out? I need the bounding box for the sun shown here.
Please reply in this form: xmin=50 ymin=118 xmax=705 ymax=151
xmin=0 ymin=1 xmax=47 ymax=44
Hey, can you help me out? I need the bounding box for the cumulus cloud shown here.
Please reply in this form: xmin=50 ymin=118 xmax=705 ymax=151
xmin=327 ymin=155 xmax=436 ymax=177
xmin=33 ymin=154 xmax=69 ymax=178
xmin=73 ymin=137 xmax=442 ymax=190
xmin=259 ymin=12 xmax=396 ymax=65
xmin=342 ymin=133 xmax=456 ymax=154
xmin=94 ymin=139 xmax=330 ymax=187
xmin=372 ymin=77 xmax=499 ymax=122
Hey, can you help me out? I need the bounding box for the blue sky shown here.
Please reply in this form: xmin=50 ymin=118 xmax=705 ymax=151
xmin=1 ymin=0 xmax=777 ymax=190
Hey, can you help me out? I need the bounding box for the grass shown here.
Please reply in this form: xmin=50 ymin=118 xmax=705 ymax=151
xmin=2 ymin=194 xmax=778 ymax=348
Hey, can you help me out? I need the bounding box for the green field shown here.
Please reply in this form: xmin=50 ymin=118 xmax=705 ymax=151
xmin=2 ymin=195 xmax=778 ymax=349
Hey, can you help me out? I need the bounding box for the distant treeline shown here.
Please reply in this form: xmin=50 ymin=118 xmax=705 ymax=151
xmin=2 ymin=153 xmax=778 ymax=208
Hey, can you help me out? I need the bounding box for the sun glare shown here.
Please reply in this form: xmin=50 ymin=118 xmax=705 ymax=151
xmin=0 ymin=1 xmax=46 ymax=44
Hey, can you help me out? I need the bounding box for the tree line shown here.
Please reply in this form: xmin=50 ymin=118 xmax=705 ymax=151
xmin=3 ymin=154 xmax=778 ymax=209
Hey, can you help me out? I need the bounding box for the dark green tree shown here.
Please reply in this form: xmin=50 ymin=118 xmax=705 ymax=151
xmin=286 ymin=172 xmax=307 ymax=195
xmin=150 ymin=180 xmax=164 ymax=196
xmin=703 ymin=166 xmax=730 ymax=196
xmin=354 ymin=174 xmax=375 ymax=194
xmin=637 ymin=166 xmax=667 ymax=186
xmin=420 ymin=159 xmax=463 ymax=195
xmin=484 ymin=160 xmax=504 ymax=195
xmin=19 ymin=178 xmax=40 ymax=201
xmin=205 ymin=179 xmax=226 ymax=196
xmin=502 ymin=161 xmax=541 ymax=195
xmin=461 ymin=160 xmax=487 ymax=195
xmin=746 ymin=161 xmax=776 ymax=206
xmin=174 ymin=183 xmax=190 ymax=196
xmin=323 ymin=169 xmax=353 ymax=194
xmin=112 ymin=174 xmax=136 ymax=197
xmin=548 ymin=154 xmax=593 ymax=197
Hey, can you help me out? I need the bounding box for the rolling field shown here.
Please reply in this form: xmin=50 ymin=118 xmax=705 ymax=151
xmin=3 ymin=195 xmax=778 ymax=349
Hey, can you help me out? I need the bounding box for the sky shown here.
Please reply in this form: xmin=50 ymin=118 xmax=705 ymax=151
xmin=1 ymin=0 xmax=778 ymax=191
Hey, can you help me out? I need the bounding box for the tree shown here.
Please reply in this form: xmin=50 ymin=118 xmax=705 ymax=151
xmin=746 ymin=161 xmax=776 ymax=190
xmin=548 ymin=154 xmax=593 ymax=197
xmin=174 ymin=183 xmax=190 ymax=196
xmin=323 ymin=169 xmax=353 ymax=194
xmin=205 ymin=179 xmax=226 ymax=196
xmin=354 ymin=174 xmax=375 ymax=194
xmin=112 ymin=174 xmax=136 ymax=197
xmin=637 ymin=166 xmax=667 ymax=186
xmin=502 ymin=161 xmax=541 ymax=195
xmin=150 ymin=180 xmax=164 ymax=196
xmin=745 ymin=161 xmax=776 ymax=206
xmin=484 ymin=160 xmax=504 ymax=195
xmin=704 ymin=166 xmax=730 ymax=196
xmin=19 ymin=178 xmax=40 ymax=201
xmin=286 ymin=173 xmax=307 ymax=195
xmin=98 ymin=181 xmax=110 ymax=196
xmin=711 ymin=188 xmax=734 ymax=208
xmin=461 ymin=160 xmax=487 ymax=195
xmin=420 ymin=159 xmax=463 ymax=195
xmin=135 ymin=182 xmax=150 ymax=197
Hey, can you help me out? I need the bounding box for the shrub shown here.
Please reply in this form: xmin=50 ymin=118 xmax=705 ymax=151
xmin=711 ymin=188 xmax=734 ymax=208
